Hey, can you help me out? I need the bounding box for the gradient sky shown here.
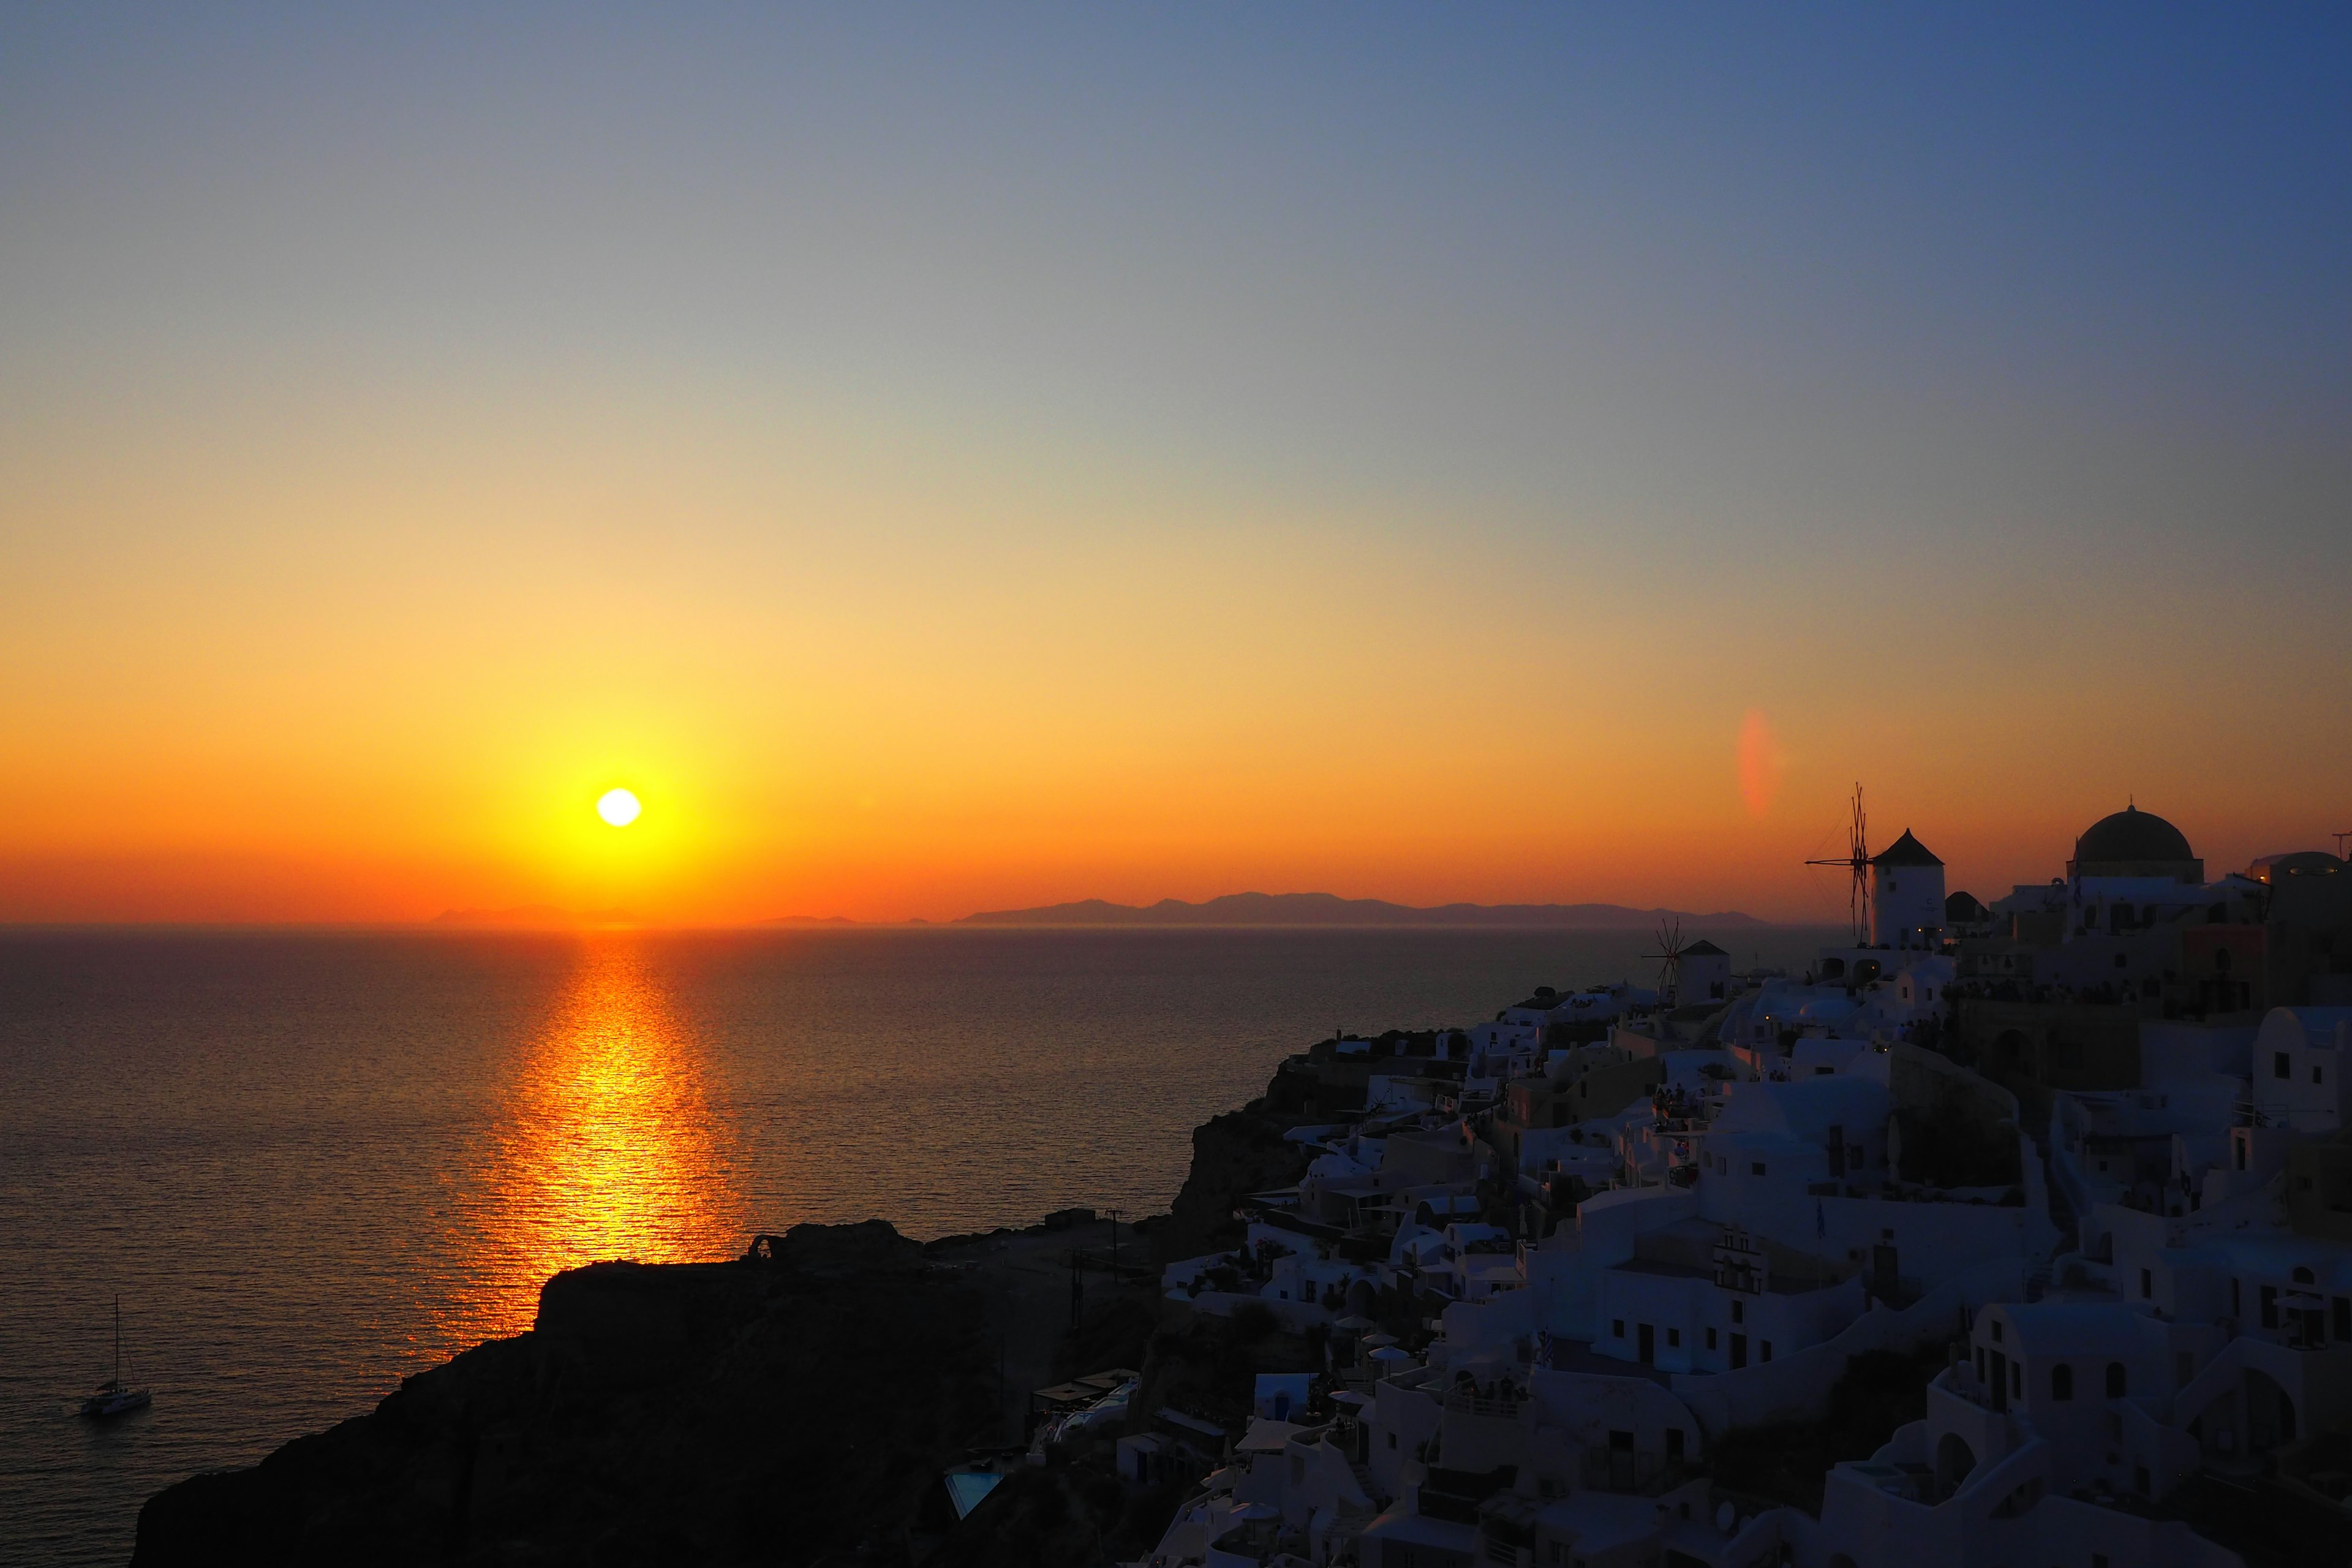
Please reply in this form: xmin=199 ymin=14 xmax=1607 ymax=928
xmin=3 ymin=6 xmax=2348 ymax=924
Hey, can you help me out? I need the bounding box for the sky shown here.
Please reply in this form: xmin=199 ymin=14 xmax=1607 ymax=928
xmin=2 ymin=5 xmax=2348 ymax=925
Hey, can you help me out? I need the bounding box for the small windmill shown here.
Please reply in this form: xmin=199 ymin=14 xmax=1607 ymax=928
xmin=1645 ymin=916 xmax=1685 ymax=1005
xmin=1806 ymin=783 xmax=1872 ymax=946
xmin=2334 ymin=827 xmax=2351 ymax=859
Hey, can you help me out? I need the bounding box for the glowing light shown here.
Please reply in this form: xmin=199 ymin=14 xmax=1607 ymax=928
xmin=1736 ymin=710 xmax=1786 ymax=819
xmin=596 ymin=788 xmax=642 ymax=827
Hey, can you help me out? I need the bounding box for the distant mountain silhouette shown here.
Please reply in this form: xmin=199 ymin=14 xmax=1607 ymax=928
xmin=955 ymin=892 xmax=1765 ymax=928
xmin=429 ymin=905 xmax=638 ymax=929
xmin=762 ymin=914 xmax=858 ymax=926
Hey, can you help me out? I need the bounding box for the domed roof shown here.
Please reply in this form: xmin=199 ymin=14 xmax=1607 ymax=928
xmin=2075 ymin=805 xmax=2193 ymax=865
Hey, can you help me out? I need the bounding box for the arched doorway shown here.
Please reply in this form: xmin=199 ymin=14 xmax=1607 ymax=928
xmin=1937 ymin=1431 xmax=1977 ymax=1495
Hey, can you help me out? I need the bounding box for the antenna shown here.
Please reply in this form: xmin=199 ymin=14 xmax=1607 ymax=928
xmin=2335 ymin=829 xmax=2351 ymax=859
xmin=1804 ymin=783 xmax=1871 ymax=945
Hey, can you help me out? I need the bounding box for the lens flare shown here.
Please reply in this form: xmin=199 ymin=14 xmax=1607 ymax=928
xmin=1736 ymin=710 xmax=1785 ymax=819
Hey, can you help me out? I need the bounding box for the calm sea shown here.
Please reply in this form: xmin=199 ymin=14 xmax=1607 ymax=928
xmin=0 ymin=924 xmax=1834 ymax=1562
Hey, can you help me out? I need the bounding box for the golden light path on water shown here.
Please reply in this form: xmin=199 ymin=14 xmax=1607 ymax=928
xmin=439 ymin=937 xmax=751 ymax=1347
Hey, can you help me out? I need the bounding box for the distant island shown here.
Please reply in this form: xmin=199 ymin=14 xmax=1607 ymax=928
xmin=437 ymin=894 xmax=1768 ymax=931
xmin=428 ymin=905 xmax=638 ymax=929
xmin=953 ymin=891 xmax=1766 ymax=928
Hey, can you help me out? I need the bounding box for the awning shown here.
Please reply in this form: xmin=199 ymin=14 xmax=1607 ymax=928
xmin=943 ymin=1471 xmax=1003 ymax=1520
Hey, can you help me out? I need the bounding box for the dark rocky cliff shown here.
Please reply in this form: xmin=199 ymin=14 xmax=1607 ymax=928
xmin=134 ymin=1068 xmax=1311 ymax=1567
xmin=134 ymin=1223 xmax=1000 ymax=1566
xmin=1150 ymin=1095 xmax=1313 ymax=1265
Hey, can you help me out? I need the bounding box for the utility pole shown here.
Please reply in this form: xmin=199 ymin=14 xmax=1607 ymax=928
xmin=1108 ymin=1208 xmax=1121 ymax=1281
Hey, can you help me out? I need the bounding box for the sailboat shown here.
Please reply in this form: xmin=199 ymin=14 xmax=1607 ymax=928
xmin=79 ymin=1297 xmax=151 ymax=1419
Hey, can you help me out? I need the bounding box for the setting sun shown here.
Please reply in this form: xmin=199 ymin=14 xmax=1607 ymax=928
xmin=596 ymin=789 xmax=642 ymax=827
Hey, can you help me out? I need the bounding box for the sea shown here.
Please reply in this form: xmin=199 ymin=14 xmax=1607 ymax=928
xmin=0 ymin=923 xmax=1838 ymax=1563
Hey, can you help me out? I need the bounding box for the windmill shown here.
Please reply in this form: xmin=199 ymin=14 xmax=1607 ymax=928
xmin=1806 ymin=783 xmax=1871 ymax=945
xmin=1644 ymin=916 xmax=1685 ymax=1005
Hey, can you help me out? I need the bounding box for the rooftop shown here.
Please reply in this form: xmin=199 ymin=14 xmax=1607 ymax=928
xmin=2075 ymin=804 xmax=2195 ymax=867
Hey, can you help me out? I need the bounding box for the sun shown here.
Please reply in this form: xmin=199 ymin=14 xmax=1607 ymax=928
xmin=596 ymin=788 xmax=642 ymax=827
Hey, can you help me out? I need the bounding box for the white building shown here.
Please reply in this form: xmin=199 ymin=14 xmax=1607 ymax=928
xmin=1872 ymin=830 xmax=1948 ymax=951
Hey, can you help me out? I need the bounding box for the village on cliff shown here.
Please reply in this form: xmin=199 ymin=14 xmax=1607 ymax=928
xmin=1052 ymin=805 xmax=2352 ymax=1568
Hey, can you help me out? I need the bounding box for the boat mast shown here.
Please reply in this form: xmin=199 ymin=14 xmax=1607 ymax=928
xmin=113 ymin=1296 xmax=122 ymax=1384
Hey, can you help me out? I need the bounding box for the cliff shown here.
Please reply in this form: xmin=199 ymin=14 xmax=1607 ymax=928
xmin=134 ymin=1068 xmax=1310 ymax=1566
xmin=1151 ymin=1097 xmax=1313 ymax=1265
xmin=134 ymin=1223 xmax=1001 ymax=1566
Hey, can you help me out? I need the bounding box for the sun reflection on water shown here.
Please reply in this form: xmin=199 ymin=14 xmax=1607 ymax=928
xmin=441 ymin=937 xmax=748 ymax=1346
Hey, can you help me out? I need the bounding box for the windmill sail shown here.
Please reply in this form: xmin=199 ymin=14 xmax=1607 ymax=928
xmin=1805 ymin=783 xmax=1871 ymax=945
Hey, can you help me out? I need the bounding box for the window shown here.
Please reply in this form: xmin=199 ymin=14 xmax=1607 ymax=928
xmin=1667 ymin=1327 xmax=1681 ymax=1348
xmin=1706 ymin=1328 xmax=1717 ymax=1351
xmin=1751 ymin=1161 xmax=1766 ymax=1177
xmin=2177 ymin=1351 xmax=2195 ymax=1387
xmin=1731 ymin=1300 xmax=1744 ymax=1324
xmin=1388 ymin=1432 xmax=1397 ymax=1450
xmin=1761 ymin=1341 xmax=1773 ymax=1363
xmin=2317 ymin=1066 xmax=2328 ymax=1086
xmin=1666 ymin=1428 xmax=1684 ymax=1460
xmin=2106 ymin=1363 xmax=2127 ymax=1398
xmin=2010 ymin=1362 xmax=2021 ymax=1398
xmin=2232 ymin=1278 xmax=2241 ymax=1316
xmin=1991 ymin=1319 xmax=2002 ymax=1343
xmin=1612 ymin=1319 xmax=1625 ymax=1339
xmin=2296 ymin=1265 xmax=2317 ymax=1284
xmin=2261 ymin=1285 xmax=2279 ymax=1330
xmin=2277 ymin=1052 xmax=2293 ymax=1080
xmin=2051 ymin=1364 xmax=2073 ymax=1400
xmin=2140 ymin=1268 xmax=2153 ymax=1300
xmin=2135 ymin=1464 xmax=2150 ymax=1495
xmin=2337 ymin=1298 xmax=2351 ymax=1341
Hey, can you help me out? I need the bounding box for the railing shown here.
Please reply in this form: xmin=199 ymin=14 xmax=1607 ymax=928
xmin=1578 ymin=1448 xmax=1669 ymax=1493
xmin=1442 ymin=1390 xmax=1527 ymax=1421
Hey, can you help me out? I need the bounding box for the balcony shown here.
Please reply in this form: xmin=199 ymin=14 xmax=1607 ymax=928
xmin=1442 ymin=1390 xmax=1527 ymax=1422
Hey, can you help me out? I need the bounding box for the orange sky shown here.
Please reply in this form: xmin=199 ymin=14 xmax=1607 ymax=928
xmin=4 ymin=11 xmax=2347 ymax=925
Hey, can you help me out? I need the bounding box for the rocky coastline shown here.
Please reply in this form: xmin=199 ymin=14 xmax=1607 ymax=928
xmin=130 ymin=1081 xmax=1311 ymax=1567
